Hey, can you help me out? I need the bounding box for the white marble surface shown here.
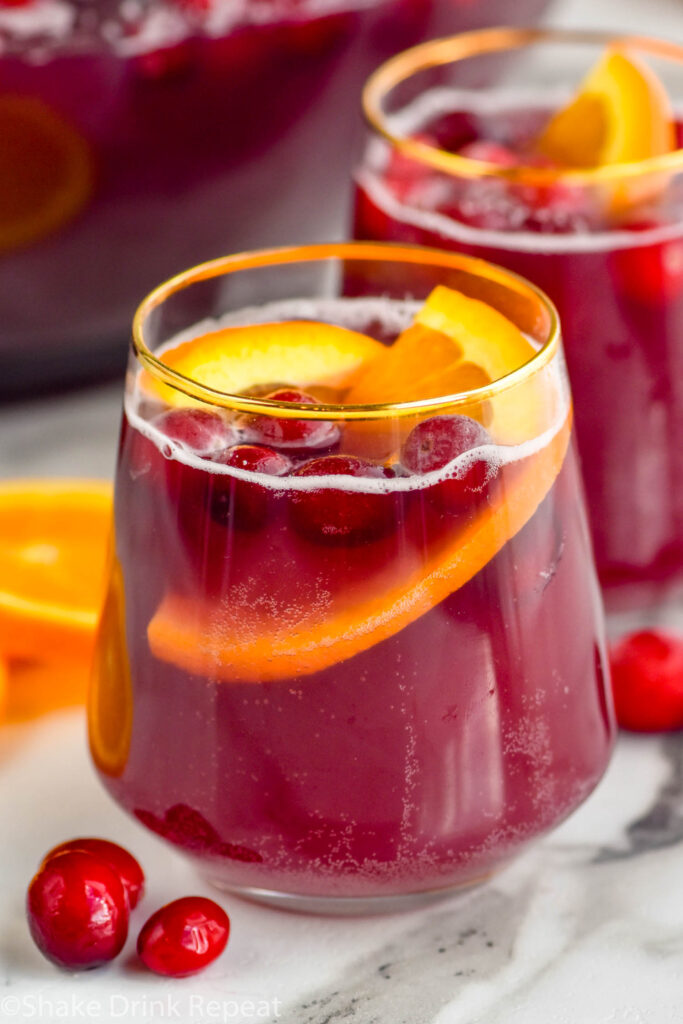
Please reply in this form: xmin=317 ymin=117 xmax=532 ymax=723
xmin=1 ymin=712 xmax=681 ymax=1024
xmin=4 ymin=0 xmax=683 ymax=1020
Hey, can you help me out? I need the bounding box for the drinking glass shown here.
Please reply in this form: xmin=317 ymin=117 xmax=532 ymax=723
xmin=89 ymin=241 xmax=614 ymax=913
xmin=355 ymin=28 xmax=683 ymax=616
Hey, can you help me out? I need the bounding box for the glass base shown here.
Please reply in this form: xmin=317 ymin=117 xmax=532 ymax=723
xmin=201 ymin=873 xmax=495 ymax=916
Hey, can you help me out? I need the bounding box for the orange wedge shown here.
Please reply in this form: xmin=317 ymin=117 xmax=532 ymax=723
xmin=342 ymin=286 xmax=540 ymax=459
xmin=88 ymin=558 xmax=133 ymax=777
xmin=148 ymin=413 xmax=571 ymax=683
xmin=537 ymin=48 xmax=674 ymax=208
xmin=144 ymin=321 xmax=386 ymax=406
xmin=346 ymin=286 xmax=535 ymax=407
xmin=5 ymin=656 xmax=91 ymax=723
xmin=0 ymin=95 xmax=94 ymax=253
xmin=0 ymin=479 xmax=112 ymax=663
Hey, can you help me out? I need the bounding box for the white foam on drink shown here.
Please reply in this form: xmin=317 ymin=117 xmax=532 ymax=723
xmin=126 ymin=295 xmax=568 ymax=495
xmin=0 ymin=0 xmax=74 ymax=40
xmin=360 ymin=84 xmax=683 ymax=253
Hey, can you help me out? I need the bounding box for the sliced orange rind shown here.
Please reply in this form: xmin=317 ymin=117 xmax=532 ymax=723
xmin=537 ymin=47 xmax=675 ymax=209
xmin=344 ymin=286 xmax=543 ymax=455
xmin=148 ymin=413 xmax=571 ymax=683
xmin=0 ymin=479 xmax=112 ymax=663
xmin=88 ymin=557 xmax=133 ymax=777
xmin=0 ymin=94 xmax=94 ymax=253
xmin=142 ymin=321 xmax=387 ymax=406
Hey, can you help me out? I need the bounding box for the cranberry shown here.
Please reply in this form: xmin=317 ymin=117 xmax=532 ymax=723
xmin=27 ymin=851 xmax=129 ymax=970
xmin=210 ymin=444 xmax=291 ymax=529
xmin=134 ymin=805 xmax=263 ymax=863
xmin=459 ymin=140 xmax=518 ymax=166
xmin=240 ymin=388 xmax=339 ymax=454
xmin=153 ymin=408 xmax=236 ymax=458
xmin=133 ymin=42 xmax=195 ymax=81
xmin=383 ymin=133 xmax=437 ymax=203
xmin=610 ymin=220 xmax=683 ymax=305
xmin=291 ymin=454 xmax=397 ymax=544
xmin=610 ymin=630 xmax=683 ymax=732
xmin=137 ymin=897 xmax=230 ymax=978
xmin=401 ymin=415 xmax=494 ymax=511
xmin=43 ymin=839 xmax=144 ymax=910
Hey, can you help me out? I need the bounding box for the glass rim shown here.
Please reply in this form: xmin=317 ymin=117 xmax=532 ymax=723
xmin=131 ymin=241 xmax=560 ymax=421
xmin=362 ymin=25 xmax=683 ymax=186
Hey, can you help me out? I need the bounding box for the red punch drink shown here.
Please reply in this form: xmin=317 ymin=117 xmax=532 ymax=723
xmin=0 ymin=0 xmax=551 ymax=395
xmin=89 ymin=243 xmax=613 ymax=912
xmin=354 ymin=29 xmax=683 ymax=614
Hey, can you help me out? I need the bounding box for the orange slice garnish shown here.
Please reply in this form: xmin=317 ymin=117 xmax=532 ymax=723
xmin=88 ymin=557 xmax=133 ymax=777
xmin=346 ymin=286 xmax=536 ymax=407
xmin=0 ymin=95 xmax=94 ymax=253
xmin=5 ymin=656 xmax=91 ymax=723
xmin=144 ymin=321 xmax=386 ymax=406
xmin=537 ymin=48 xmax=674 ymax=208
xmin=147 ymin=288 xmax=564 ymax=683
xmin=343 ymin=286 xmax=540 ymax=458
xmin=148 ymin=415 xmax=571 ymax=683
xmin=0 ymin=479 xmax=112 ymax=663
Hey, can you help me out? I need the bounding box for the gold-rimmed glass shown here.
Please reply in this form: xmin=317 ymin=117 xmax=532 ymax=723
xmin=90 ymin=241 xmax=613 ymax=913
xmin=356 ymin=29 xmax=683 ymax=611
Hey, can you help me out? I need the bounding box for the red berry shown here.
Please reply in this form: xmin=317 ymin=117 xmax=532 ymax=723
xmin=137 ymin=897 xmax=230 ymax=978
xmin=27 ymin=851 xmax=129 ymax=970
xmin=210 ymin=444 xmax=291 ymax=529
xmin=610 ymin=630 xmax=683 ymax=732
xmin=459 ymin=140 xmax=518 ymax=166
xmin=610 ymin=221 xmax=683 ymax=304
xmin=153 ymin=408 xmax=236 ymax=458
xmin=241 ymin=388 xmax=339 ymax=454
xmin=401 ymin=415 xmax=494 ymax=510
xmin=291 ymin=454 xmax=396 ymax=543
xmin=43 ymin=839 xmax=144 ymax=910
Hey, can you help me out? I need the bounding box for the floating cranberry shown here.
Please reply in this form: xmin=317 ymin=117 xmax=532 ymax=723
xmin=27 ymin=851 xmax=129 ymax=970
xmin=137 ymin=897 xmax=230 ymax=978
xmin=383 ymin=133 xmax=437 ymax=203
xmin=153 ymin=408 xmax=236 ymax=458
xmin=401 ymin=415 xmax=494 ymax=511
xmin=134 ymin=805 xmax=263 ymax=863
xmin=610 ymin=630 xmax=683 ymax=732
xmin=43 ymin=839 xmax=145 ymax=910
xmin=610 ymin=220 xmax=683 ymax=305
xmin=291 ymin=454 xmax=397 ymax=544
xmin=241 ymin=388 xmax=339 ymax=454
xmin=458 ymin=140 xmax=518 ymax=166
xmin=210 ymin=444 xmax=291 ymax=528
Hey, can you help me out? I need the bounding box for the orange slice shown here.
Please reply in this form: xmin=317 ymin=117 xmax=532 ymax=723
xmin=148 ymin=413 xmax=571 ymax=683
xmin=346 ymin=286 xmax=535 ymax=407
xmin=5 ymin=656 xmax=91 ymax=723
xmin=144 ymin=321 xmax=386 ymax=406
xmin=0 ymin=479 xmax=112 ymax=663
xmin=343 ymin=286 xmax=539 ymax=457
xmin=0 ymin=95 xmax=94 ymax=253
xmin=88 ymin=558 xmax=133 ymax=777
xmin=537 ymin=48 xmax=674 ymax=208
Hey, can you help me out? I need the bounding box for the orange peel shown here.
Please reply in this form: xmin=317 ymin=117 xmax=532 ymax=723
xmin=143 ymin=321 xmax=386 ymax=406
xmin=88 ymin=558 xmax=133 ymax=778
xmin=537 ymin=47 xmax=675 ymax=209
